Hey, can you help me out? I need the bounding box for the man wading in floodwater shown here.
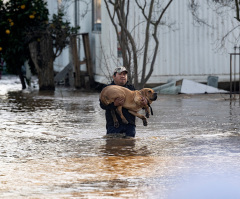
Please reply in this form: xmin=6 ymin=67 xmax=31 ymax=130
xmin=100 ymin=66 xmax=147 ymax=137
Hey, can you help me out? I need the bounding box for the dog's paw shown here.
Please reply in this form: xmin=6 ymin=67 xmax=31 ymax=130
xmin=122 ymin=119 xmax=129 ymax=124
xmin=143 ymin=119 xmax=148 ymax=126
xmin=146 ymin=112 xmax=149 ymax=118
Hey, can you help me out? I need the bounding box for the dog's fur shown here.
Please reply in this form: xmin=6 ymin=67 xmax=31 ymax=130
xmin=100 ymin=85 xmax=157 ymax=127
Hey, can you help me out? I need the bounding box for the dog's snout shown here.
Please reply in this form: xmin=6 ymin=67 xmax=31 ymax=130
xmin=153 ymin=92 xmax=157 ymax=100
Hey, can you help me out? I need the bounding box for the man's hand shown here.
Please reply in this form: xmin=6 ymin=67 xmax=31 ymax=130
xmin=140 ymin=96 xmax=148 ymax=106
xmin=114 ymin=97 xmax=125 ymax=106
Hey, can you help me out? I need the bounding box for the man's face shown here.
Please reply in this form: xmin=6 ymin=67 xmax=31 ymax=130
xmin=113 ymin=72 xmax=128 ymax=86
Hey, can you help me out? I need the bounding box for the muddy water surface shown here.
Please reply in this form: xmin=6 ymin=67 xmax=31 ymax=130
xmin=1 ymin=76 xmax=240 ymax=198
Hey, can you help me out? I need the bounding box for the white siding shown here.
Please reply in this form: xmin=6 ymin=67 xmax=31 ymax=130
xmin=49 ymin=0 xmax=239 ymax=85
xmin=94 ymin=1 xmax=118 ymax=84
xmin=97 ymin=0 xmax=239 ymax=85
xmin=47 ymin=0 xmax=69 ymax=72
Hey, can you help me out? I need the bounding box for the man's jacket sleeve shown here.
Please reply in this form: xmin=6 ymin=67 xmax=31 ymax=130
xmin=99 ymin=100 xmax=115 ymax=110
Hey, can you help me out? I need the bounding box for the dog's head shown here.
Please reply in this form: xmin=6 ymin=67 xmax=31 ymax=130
xmin=140 ymin=88 xmax=157 ymax=103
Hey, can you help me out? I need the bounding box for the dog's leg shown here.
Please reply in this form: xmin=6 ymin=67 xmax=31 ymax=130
xmin=144 ymin=106 xmax=150 ymax=118
xmin=116 ymin=106 xmax=128 ymax=124
xmin=128 ymin=110 xmax=148 ymax=126
xmin=111 ymin=109 xmax=119 ymax=128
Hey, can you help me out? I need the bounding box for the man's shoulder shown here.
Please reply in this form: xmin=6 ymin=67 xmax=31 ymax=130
xmin=100 ymin=82 xmax=114 ymax=90
xmin=125 ymin=82 xmax=135 ymax=91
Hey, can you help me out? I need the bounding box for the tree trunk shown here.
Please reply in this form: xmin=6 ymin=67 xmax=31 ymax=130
xmin=29 ymin=34 xmax=55 ymax=91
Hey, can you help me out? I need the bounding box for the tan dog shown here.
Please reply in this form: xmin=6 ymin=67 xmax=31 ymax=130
xmin=100 ymin=85 xmax=157 ymax=127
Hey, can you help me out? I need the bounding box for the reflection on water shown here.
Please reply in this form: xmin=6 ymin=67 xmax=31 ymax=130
xmin=1 ymin=79 xmax=240 ymax=198
xmin=101 ymin=137 xmax=137 ymax=156
xmin=100 ymin=137 xmax=152 ymax=158
xmin=6 ymin=91 xmax=57 ymax=112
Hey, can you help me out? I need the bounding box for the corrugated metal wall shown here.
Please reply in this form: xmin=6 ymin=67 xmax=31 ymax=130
xmin=152 ymin=0 xmax=235 ymax=84
xmin=49 ymin=0 xmax=239 ymax=85
xmin=97 ymin=0 xmax=239 ymax=85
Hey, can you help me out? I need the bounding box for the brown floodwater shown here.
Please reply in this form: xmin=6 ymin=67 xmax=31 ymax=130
xmin=1 ymin=76 xmax=240 ymax=198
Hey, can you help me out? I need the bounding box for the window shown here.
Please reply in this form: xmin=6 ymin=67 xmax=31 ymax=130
xmin=92 ymin=0 xmax=101 ymax=32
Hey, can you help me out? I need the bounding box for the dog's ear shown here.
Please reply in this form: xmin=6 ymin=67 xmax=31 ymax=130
xmin=141 ymin=89 xmax=149 ymax=99
xmin=140 ymin=89 xmax=148 ymax=97
xmin=141 ymin=88 xmax=154 ymax=98
xmin=146 ymin=89 xmax=154 ymax=96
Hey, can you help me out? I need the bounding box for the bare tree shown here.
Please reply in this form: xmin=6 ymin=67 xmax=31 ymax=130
xmin=104 ymin=0 xmax=174 ymax=89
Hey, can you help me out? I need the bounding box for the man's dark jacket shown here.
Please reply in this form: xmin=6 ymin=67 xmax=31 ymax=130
xmin=99 ymin=81 xmax=136 ymax=128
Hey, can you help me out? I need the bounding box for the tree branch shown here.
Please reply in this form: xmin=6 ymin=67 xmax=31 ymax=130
xmin=235 ymin=0 xmax=240 ymax=21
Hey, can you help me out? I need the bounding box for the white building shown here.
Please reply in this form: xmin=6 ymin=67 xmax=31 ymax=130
xmin=47 ymin=0 xmax=239 ymax=87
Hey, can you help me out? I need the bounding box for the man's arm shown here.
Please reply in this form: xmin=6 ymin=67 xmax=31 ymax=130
xmin=99 ymin=97 xmax=125 ymax=110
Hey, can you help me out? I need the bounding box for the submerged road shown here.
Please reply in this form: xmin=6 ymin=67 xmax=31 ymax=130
xmin=0 ymin=75 xmax=240 ymax=198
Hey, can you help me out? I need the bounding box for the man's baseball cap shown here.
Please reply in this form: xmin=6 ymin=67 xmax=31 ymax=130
xmin=114 ymin=66 xmax=128 ymax=74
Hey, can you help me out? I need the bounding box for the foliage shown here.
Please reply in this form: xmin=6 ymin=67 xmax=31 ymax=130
xmin=0 ymin=0 xmax=79 ymax=75
xmin=46 ymin=11 xmax=79 ymax=59
xmin=0 ymin=0 xmax=49 ymax=74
